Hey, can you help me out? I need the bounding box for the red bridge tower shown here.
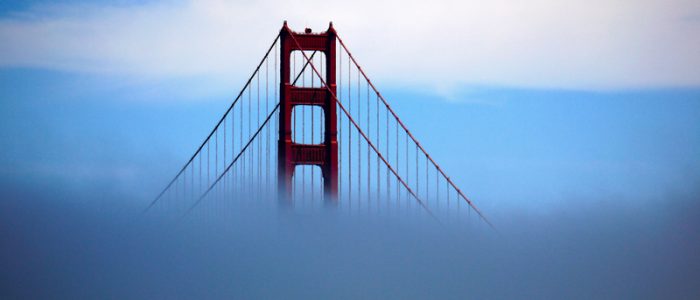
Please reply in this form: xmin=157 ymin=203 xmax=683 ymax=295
xmin=278 ymin=22 xmax=338 ymax=204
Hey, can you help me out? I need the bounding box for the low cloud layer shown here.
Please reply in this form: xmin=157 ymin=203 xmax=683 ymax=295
xmin=1 ymin=178 xmax=698 ymax=299
xmin=0 ymin=0 xmax=699 ymax=91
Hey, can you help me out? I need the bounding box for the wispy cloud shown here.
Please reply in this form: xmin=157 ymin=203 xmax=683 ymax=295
xmin=0 ymin=0 xmax=698 ymax=91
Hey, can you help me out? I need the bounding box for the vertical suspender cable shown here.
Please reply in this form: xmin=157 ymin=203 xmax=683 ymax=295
xmin=293 ymin=53 xmax=297 ymax=203
xmin=250 ymin=75 xmax=254 ymax=200
xmin=274 ymin=41 xmax=277 ymax=196
xmin=436 ymin=166 xmax=439 ymax=209
xmin=416 ymin=144 xmax=419 ymax=212
xmin=367 ymin=76 xmax=371 ymax=212
xmin=257 ymin=67 xmax=261 ymax=196
xmin=405 ymin=133 xmax=409 ymax=210
xmin=338 ymin=46 xmax=342 ymax=206
xmin=447 ymin=181 xmax=451 ymax=216
xmin=347 ymin=55 xmax=352 ymax=210
xmin=376 ymin=89 xmax=380 ymax=212
xmin=235 ymin=103 xmax=238 ymax=194
xmin=183 ymin=165 xmax=186 ymax=211
xmin=311 ymin=54 xmax=315 ymax=204
xmin=386 ymin=100 xmax=390 ymax=211
xmin=357 ymin=65 xmax=361 ymax=211
xmin=191 ymin=161 xmax=194 ymax=206
xmin=174 ymin=176 xmax=178 ymax=213
xmin=395 ymin=117 xmax=398 ymax=211
xmin=266 ymin=52 xmax=269 ymax=199
xmin=199 ymin=150 xmax=202 ymax=200
xmin=426 ymin=154 xmax=429 ymax=208
xmin=215 ymin=130 xmax=218 ymax=200
xmin=302 ymin=53 xmax=306 ymax=205
xmin=240 ymin=87 xmax=244 ymax=194
xmin=224 ymin=116 xmax=226 ymax=198
xmin=207 ymin=141 xmax=210 ymax=194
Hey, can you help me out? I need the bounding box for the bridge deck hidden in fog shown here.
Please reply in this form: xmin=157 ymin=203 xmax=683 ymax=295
xmin=146 ymin=22 xmax=492 ymax=227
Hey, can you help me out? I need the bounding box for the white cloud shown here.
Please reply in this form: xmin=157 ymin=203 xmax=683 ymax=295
xmin=0 ymin=0 xmax=698 ymax=91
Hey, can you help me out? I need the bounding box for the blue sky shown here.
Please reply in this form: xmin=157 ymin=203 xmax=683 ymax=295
xmin=0 ymin=0 xmax=699 ymax=215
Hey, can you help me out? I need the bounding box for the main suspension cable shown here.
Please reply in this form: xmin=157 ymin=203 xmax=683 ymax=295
xmin=145 ymin=33 xmax=281 ymax=213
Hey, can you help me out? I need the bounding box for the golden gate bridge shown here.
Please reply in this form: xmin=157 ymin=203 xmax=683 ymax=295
xmin=144 ymin=22 xmax=492 ymax=228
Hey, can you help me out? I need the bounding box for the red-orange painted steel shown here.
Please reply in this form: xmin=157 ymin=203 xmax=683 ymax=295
xmin=278 ymin=22 xmax=338 ymax=204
